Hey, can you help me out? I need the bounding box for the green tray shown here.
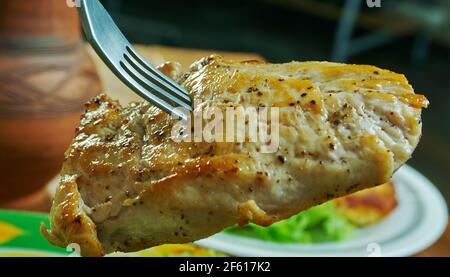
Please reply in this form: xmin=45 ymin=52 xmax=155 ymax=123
xmin=0 ymin=209 xmax=226 ymax=257
xmin=0 ymin=209 xmax=67 ymax=257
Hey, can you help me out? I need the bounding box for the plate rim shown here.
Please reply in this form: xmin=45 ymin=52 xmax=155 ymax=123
xmin=196 ymin=165 xmax=448 ymax=257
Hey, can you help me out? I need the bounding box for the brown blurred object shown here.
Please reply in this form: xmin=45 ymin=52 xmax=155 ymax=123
xmin=335 ymin=182 xmax=398 ymax=226
xmin=0 ymin=0 xmax=101 ymax=211
xmin=416 ymin=224 xmax=450 ymax=257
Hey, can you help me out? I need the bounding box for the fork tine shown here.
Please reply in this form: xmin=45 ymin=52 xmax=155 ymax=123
xmin=77 ymin=0 xmax=192 ymax=117
xmin=119 ymin=60 xmax=189 ymax=120
xmin=123 ymin=48 xmax=191 ymax=104
xmin=120 ymin=58 xmax=192 ymax=111
xmin=125 ymin=46 xmax=190 ymax=97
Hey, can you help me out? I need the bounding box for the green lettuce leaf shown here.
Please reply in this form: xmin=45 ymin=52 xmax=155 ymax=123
xmin=226 ymin=201 xmax=356 ymax=243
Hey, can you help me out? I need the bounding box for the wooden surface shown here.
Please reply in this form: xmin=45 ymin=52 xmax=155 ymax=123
xmin=415 ymin=224 xmax=450 ymax=257
xmin=49 ymin=44 xmax=449 ymax=257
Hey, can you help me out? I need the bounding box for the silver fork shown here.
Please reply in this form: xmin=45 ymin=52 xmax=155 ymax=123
xmin=77 ymin=0 xmax=192 ymax=119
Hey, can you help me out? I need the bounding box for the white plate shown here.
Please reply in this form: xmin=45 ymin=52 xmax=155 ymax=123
xmin=196 ymin=165 xmax=448 ymax=257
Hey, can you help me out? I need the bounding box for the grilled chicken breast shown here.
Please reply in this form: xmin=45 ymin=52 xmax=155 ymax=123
xmin=42 ymin=55 xmax=427 ymax=256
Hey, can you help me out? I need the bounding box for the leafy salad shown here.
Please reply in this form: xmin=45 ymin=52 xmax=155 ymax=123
xmin=226 ymin=201 xmax=356 ymax=243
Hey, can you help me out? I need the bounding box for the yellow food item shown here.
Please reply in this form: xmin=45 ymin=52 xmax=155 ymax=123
xmin=0 ymin=222 xmax=23 ymax=244
xmin=336 ymin=182 xmax=397 ymax=226
xmin=107 ymin=244 xmax=226 ymax=257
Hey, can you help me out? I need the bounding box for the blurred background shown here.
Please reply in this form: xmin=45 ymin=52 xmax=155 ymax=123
xmin=105 ymin=0 xmax=450 ymax=208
